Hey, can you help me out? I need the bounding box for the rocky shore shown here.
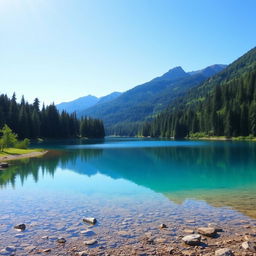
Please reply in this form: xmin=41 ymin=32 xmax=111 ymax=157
xmin=1 ymin=217 xmax=256 ymax=256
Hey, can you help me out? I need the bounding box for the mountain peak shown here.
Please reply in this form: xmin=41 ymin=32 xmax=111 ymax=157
xmin=152 ymin=66 xmax=187 ymax=83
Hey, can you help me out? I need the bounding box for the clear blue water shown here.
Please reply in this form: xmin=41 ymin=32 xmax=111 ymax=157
xmin=1 ymin=138 xmax=256 ymax=250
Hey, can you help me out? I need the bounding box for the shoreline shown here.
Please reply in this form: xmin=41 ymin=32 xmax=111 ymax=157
xmin=0 ymin=150 xmax=48 ymax=162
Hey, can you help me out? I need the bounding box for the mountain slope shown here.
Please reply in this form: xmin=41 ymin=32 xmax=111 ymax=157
xmin=81 ymin=64 xmax=226 ymax=134
xmin=142 ymin=47 xmax=256 ymax=138
xmin=57 ymin=92 xmax=122 ymax=114
xmin=57 ymin=95 xmax=98 ymax=114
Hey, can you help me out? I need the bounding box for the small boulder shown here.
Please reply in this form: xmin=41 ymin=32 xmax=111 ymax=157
xmin=160 ymin=223 xmax=167 ymax=229
xmin=198 ymin=227 xmax=217 ymax=237
xmin=84 ymin=239 xmax=97 ymax=246
xmin=14 ymin=223 xmax=26 ymax=231
xmin=182 ymin=234 xmax=201 ymax=245
xmin=242 ymin=241 xmax=256 ymax=252
xmin=215 ymin=248 xmax=233 ymax=256
xmin=57 ymin=237 xmax=66 ymax=243
xmin=83 ymin=218 xmax=97 ymax=225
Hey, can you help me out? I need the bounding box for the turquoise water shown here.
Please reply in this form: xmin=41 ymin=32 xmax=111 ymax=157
xmin=1 ymin=138 xmax=256 ymax=250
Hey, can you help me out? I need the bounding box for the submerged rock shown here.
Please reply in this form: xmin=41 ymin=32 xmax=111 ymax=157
xmin=198 ymin=227 xmax=217 ymax=237
xmin=77 ymin=251 xmax=88 ymax=256
xmin=215 ymin=248 xmax=233 ymax=256
xmin=80 ymin=230 xmax=96 ymax=236
xmin=57 ymin=237 xmax=66 ymax=243
xmin=83 ymin=217 xmax=97 ymax=225
xmin=182 ymin=234 xmax=201 ymax=245
xmin=242 ymin=241 xmax=256 ymax=252
xmin=159 ymin=223 xmax=167 ymax=229
xmin=14 ymin=224 xmax=26 ymax=231
xmin=84 ymin=239 xmax=97 ymax=245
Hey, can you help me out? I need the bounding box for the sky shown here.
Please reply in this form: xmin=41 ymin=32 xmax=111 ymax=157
xmin=0 ymin=0 xmax=255 ymax=105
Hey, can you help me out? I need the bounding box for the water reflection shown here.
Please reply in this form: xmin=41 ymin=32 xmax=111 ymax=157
xmin=1 ymin=140 xmax=256 ymax=218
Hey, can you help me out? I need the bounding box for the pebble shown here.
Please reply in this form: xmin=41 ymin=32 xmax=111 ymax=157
xmin=83 ymin=218 xmax=97 ymax=225
xmin=182 ymin=234 xmax=201 ymax=245
xmin=159 ymin=223 xmax=167 ymax=229
xmin=215 ymin=248 xmax=234 ymax=256
xmin=241 ymin=241 xmax=256 ymax=252
xmin=77 ymin=251 xmax=88 ymax=256
xmin=57 ymin=237 xmax=66 ymax=243
xmin=84 ymin=239 xmax=97 ymax=245
xmin=14 ymin=224 xmax=26 ymax=231
xmin=80 ymin=230 xmax=96 ymax=236
xmin=198 ymin=227 xmax=217 ymax=237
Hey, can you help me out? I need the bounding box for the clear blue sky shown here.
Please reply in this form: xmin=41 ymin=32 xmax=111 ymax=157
xmin=0 ymin=0 xmax=255 ymax=105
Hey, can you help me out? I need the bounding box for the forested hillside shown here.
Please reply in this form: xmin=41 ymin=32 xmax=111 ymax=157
xmin=82 ymin=65 xmax=226 ymax=135
xmin=0 ymin=94 xmax=105 ymax=139
xmin=141 ymin=47 xmax=256 ymax=138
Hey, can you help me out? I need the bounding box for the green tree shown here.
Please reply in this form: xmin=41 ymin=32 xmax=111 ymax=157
xmin=0 ymin=124 xmax=18 ymax=151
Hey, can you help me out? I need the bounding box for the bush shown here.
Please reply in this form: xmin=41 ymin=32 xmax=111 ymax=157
xmin=15 ymin=138 xmax=30 ymax=149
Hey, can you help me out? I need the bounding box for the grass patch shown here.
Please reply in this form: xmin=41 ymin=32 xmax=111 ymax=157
xmin=0 ymin=148 xmax=44 ymax=156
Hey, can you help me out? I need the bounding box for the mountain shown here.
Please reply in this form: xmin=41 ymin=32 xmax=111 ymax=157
xmin=57 ymin=95 xmax=98 ymax=114
xmin=141 ymin=47 xmax=256 ymax=138
xmin=57 ymin=92 xmax=122 ymax=114
xmin=80 ymin=64 xmax=226 ymax=135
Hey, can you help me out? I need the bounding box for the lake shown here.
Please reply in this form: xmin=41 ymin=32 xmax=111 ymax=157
xmin=1 ymin=138 xmax=256 ymax=255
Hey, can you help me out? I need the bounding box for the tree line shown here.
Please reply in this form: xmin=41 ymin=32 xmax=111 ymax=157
xmin=0 ymin=93 xmax=105 ymax=139
xmin=140 ymin=67 xmax=256 ymax=138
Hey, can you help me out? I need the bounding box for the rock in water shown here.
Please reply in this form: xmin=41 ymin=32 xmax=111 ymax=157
xmin=182 ymin=234 xmax=201 ymax=245
xmin=208 ymin=223 xmax=223 ymax=232
xmin=77 ymin=251 xmax=88 ymax=256
xmin=215 ymin=248 xmax=233 ymax=256
xmin=14 ymin=223 xmax=26 ymax=231
xmin=84 ymin=239 xmax=97 ymax=245
xmin=242 ymin=241 xmax=256 ymax=252
xmin=159 ymin=223 xmax=167 ymax=229
xmin=198 ymin=227 xmax=217 ymax=237
xmin=80 ymin=230 xmax=96 ymax=236
xmin=57 ymin=237 xmax=66 ymax=243
xmin=83 ymin=217 xmax=97 ymax=225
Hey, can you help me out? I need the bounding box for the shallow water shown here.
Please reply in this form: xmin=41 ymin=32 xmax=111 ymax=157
xmin=1 ymin=138 xmax=256 ymax=253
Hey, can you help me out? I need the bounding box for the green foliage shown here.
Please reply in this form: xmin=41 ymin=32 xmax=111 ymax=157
xmin=0 ymin=124 xmax=18 ymax=151
xmin=15 ymin=138 xmax=30 ymax=149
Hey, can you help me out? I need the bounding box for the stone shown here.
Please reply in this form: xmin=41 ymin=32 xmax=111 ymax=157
xmin=80 ymin=230 xmax=96 ymax=236
xmin=198 ymin=227 xmax=217 ymax=237
xmin=208 ymin=223 xmax=223 ymax=232
xmin=184 ymin=229 xmax=194 ymax=234
xmin=83 ymin=217 xmax=97 ymax=225
xmin=159 ymin=223 xmax=167 ymax=229
xmin=242 ymin=241 xmax=256 ymax=252
xmin=182 ymin=234 xmax=201 ymax=245
xmin=42 ymin=248 xmax=51 ymax=253
xmin=84 ymin=239 xmax=97 ymax=246
xmin=14 ymin=223 xmax=26 ymax=231
xmin=57 ymin=237 xmax=66 ymax=243
xmin=77 ymin=252 xmax=88 ymax=256
xmin=215 ymin=248 xmax=234 ymax=256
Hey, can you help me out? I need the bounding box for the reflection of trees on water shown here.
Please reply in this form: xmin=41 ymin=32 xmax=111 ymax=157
xmin=0 ymin=149 xmax=102 ymax=188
